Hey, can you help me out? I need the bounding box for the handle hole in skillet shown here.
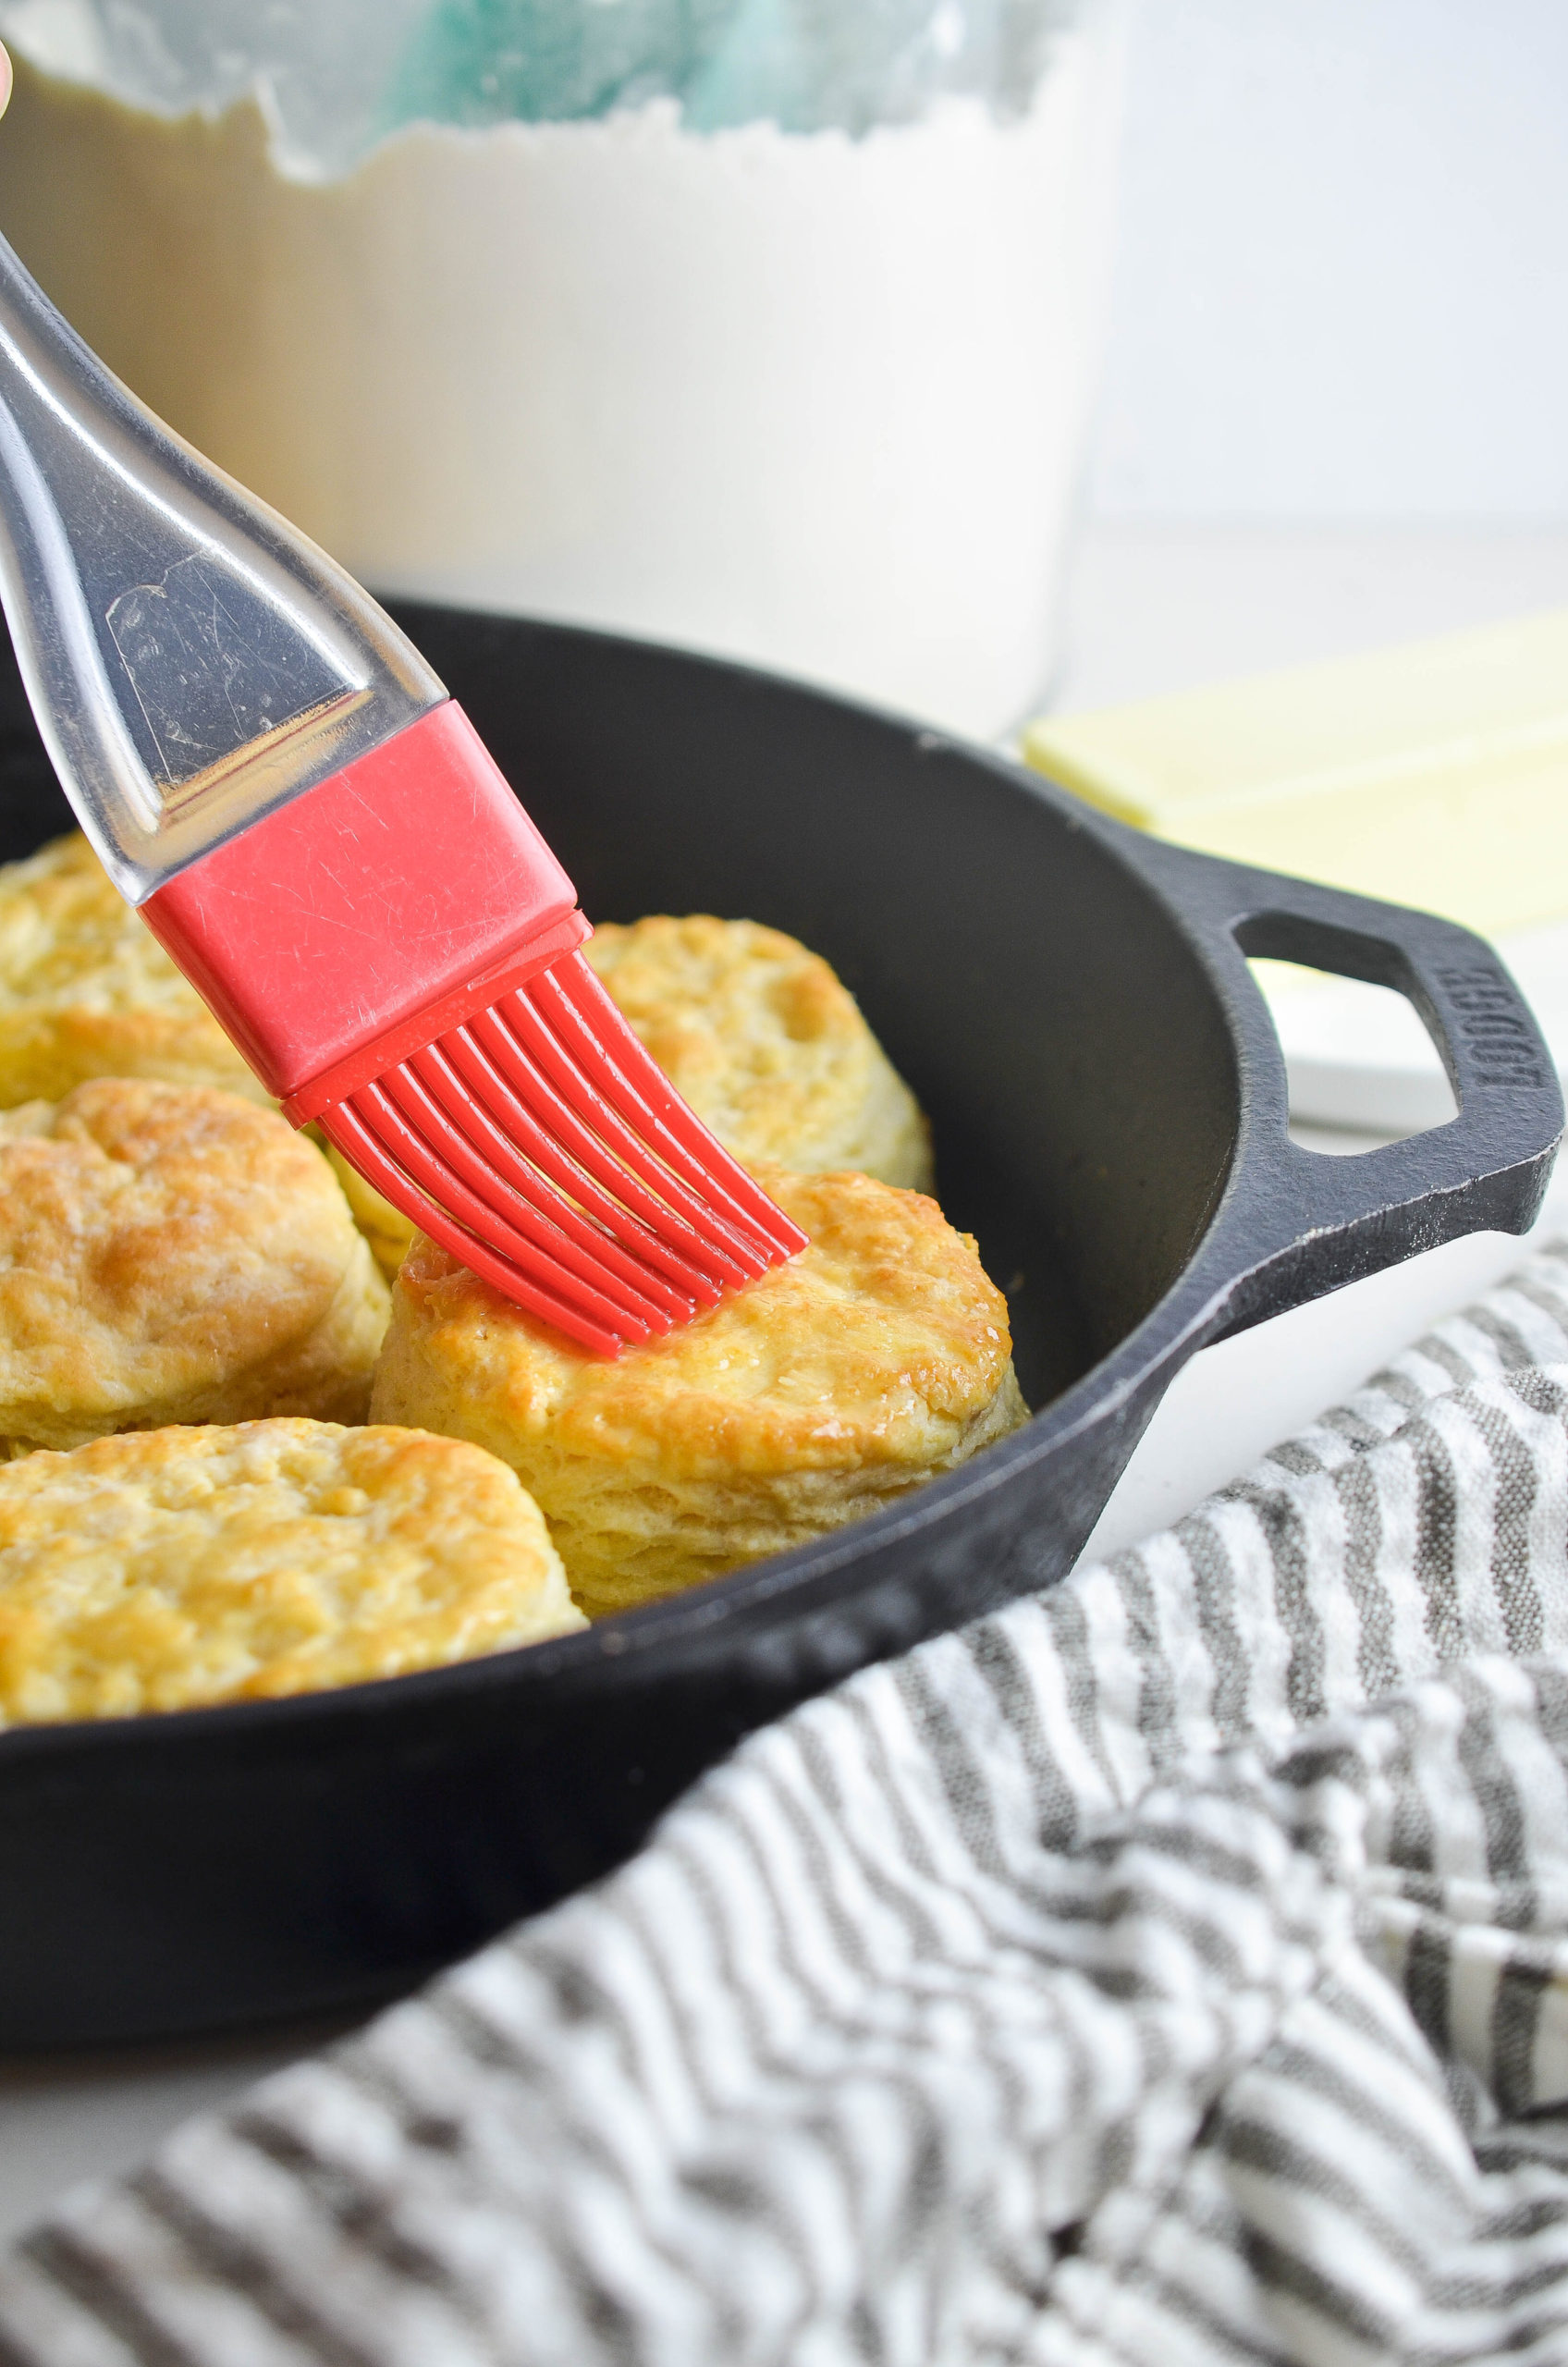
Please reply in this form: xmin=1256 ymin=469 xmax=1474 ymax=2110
xmin=1237 ymin=914 xmax=1461 ymax=1149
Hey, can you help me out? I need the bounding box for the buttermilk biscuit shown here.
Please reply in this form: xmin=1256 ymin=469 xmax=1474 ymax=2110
xmin=373 ymin=1163 xmax=1027 ymax=1617
xmin=0 ymin=1080 xmax=389 ymax=1453
xmin=0 ymin=1418 xmax=584 ymax=1723
xmin=0 ymin=831 xmax=264 ymax=1107
xmin=585 ymin=915 xmax=933 ymax=1191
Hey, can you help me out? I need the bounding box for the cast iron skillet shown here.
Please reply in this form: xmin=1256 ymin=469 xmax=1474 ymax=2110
xmin=0 ymin=602 xmax=1559 ymax=2047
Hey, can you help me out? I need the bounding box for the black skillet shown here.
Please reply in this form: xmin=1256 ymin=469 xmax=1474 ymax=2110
xmin=0 ymin=601 xmax=1559 ymax=2047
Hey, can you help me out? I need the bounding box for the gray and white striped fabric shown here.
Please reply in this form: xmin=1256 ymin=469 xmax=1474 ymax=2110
xmin=9 ymin=1246 xmax=1568 ymax=2366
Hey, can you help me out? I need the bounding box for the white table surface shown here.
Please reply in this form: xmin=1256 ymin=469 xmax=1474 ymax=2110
xmin=5 ymin=521 xmax=1568 ymax=2249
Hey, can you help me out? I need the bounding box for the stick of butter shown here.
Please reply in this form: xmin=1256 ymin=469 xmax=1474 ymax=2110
xmin=1023 ymin=609 xmax=1568 ymax=939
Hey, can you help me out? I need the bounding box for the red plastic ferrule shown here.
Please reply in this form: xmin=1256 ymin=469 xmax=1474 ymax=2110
xmin=141 ymin=702 xmax=582 ymax=1108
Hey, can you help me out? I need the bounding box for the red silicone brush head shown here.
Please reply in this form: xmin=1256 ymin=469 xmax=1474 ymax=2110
xmin=315 ymin=948 xmax=808 ymax=1356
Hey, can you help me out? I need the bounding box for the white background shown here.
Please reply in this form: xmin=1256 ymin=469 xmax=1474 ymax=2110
xmin=1091 ymin=0 xmax=1568 ymax=522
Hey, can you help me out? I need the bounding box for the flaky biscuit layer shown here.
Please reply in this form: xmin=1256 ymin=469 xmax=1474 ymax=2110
xmin=373 ymin=1163 xmax=1026 ymax=1616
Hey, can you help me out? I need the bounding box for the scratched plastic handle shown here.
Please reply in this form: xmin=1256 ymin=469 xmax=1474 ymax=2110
xmin=0 ymin=74 xmax=443 ymax=903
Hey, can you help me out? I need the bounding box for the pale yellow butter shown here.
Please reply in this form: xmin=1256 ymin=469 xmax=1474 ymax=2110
xmin=1023 ymin=610 xmax=1568 ymax=938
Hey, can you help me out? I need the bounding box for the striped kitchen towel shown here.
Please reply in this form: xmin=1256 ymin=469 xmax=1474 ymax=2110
xmin=8 ymin=1246 xmax=1568 ymax=2365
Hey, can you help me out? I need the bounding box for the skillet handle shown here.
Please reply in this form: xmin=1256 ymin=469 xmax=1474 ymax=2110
xmin=1133 ymin=839 xmax=1566 ymax=1342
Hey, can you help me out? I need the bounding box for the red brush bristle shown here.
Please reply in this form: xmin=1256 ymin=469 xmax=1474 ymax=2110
xmin=316 ymin=948 xmax=807 ymax=1355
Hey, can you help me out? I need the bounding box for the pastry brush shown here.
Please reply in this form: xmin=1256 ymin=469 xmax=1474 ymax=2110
xmin=0 ymin=218 xmax=805 ymax=1355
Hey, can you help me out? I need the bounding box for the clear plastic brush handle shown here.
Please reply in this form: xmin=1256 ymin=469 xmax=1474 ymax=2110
xmin=0 ymin=227 xmax=444 ymax=903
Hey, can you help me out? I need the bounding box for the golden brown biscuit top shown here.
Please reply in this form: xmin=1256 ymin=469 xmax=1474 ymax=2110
xmin=585 ymin=915 xmax=892 ymax=1169
xmin=0 ymin=832 xmax=182 ymax=1013
xmin=0 ymin=1079 xmax=374 ymax=1425
xmin=392 ymin=1164 xmax=1015 ymax=1478
xmin=0 ymin=829 xmax=231 ymax=1027
xmin=0 ymin=1419 xmax=583 ymax=1722
xmin=0 ymin=830 xmax=260 ymax=1104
